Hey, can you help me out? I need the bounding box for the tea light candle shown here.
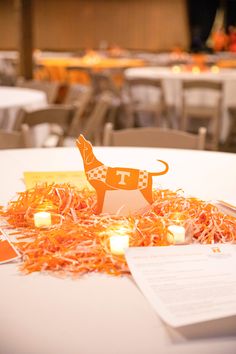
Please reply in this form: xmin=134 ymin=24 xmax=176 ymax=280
xmin=211 ymin=65 xmax=219 ymax=73
xmin=110 ymin=235 xmax=129 ymax=255
xmin=34 ymin=212 xmax=51 ymax=228
xmin=172 ymin=65 xmax=181 ymax=73
xmin=167 ymin=225 xmax=185 ymax=244
xmin=192 ymin=66 xmax=200 ymax=74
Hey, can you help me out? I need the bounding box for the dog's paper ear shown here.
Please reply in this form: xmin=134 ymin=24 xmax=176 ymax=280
xmin=76 ymin=136 xmax=168 ymax=216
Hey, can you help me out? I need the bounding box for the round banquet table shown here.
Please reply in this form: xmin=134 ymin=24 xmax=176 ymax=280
xmin=125 ymin=67 xmax=236 ymax=143
xmin=36 ymin=56 xmax=145 ymax=83
xmin=37 ymin=57 xmax=145 ymax=70
xmin=0 ymin=146 xmax=236 ymax=354
xmin=0 ymin=86 xmax=47 ymax=130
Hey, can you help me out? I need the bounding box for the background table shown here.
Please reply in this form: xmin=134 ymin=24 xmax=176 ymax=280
xmin=0 ymin=147 xmax=236 ymax=354
xmin=125 ymin=67 xmax=236 ymax=143
xmin=37 ymin=56 xmax=145 ymax=70
xmin=0 ymin=86 xmax=47 ymax=130
xmin=36 ymin=56 xmax=145 ymax=83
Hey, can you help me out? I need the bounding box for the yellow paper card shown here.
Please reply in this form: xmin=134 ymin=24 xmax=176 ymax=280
xmin=24 ymin=171 xmax=94 ymax=190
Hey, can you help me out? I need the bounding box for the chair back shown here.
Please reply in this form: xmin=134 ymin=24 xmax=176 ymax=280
xmin=63 ymin=84 xmax=92 ymax=105
xmin=16 ymin=79 xmax=60 ymax=104
xmin=67 ymin=87 xmax=94 ymax=136
xmin=15 ymin=105 xmax=75 ymax=129
xmin=124 ymin=77 xmax=166 ymax=127
xmin=103 ymin=123 xmax=206 ymax=150
xmin=226 ymin=106 xmax=236 ymax=148
xmin=0 ymin=125 xmax=32 ymax=149
xmin=89 ymin=70 xmax=120 ymax=97
xmin=14 ymin=105 xmax=75 ymax=147
xmin=81 ymin=93 xmax=112 ymax=145
xmin=181 ymin=79 xmax=223 ymax=150
xmin=0 ymin=58 xmax=16 ymax=86
xmin=182 ymin=80 xmax=222 ymax=91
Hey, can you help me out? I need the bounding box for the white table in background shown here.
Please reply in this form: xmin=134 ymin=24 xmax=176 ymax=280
xmin=125 ymin=67 xmax=236 ymax=143
xmin=0 ymin=146 xmax=236 ymax=354
xmin=0 ymin=86 xmax=47 ymax=130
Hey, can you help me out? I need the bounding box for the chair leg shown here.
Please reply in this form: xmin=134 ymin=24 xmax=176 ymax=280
xmin=123 ymin=103 xmax=135 ymax=128
xmin=154 ymin=112 xmax=161 ymax=127
xmin=225 ymin=109 xmax=236 ymax=149
xmin=212 ymin=134 xmax=219 ymax=151
xmin=211 ymin=113 xmax=220 ymax=150
xmin=181 ymin=111 xmax=188 ymax=131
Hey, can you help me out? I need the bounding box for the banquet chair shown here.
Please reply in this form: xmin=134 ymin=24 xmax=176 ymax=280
xmin=0 ymin=124 xmax=32 ymax=149
xmin=181 ymin=80 xmax=223 ymax=150
xmin=63 ymin=84 xmax=93 ymax=105
xmin=0 ymin=58 xmax=17 ymax=86
xmin=14 ymin=105 xmax=76 ymax=147
xmin=64 ymin=93 xmax=112 ymax=146
xmin=103 ymin=123 xmax=207 ymax=150
xmin=89 ymin=70 xmax=121 ymax=97
xmin=124 ymin=77 xmax=167 ymax=128
xmin=225 ymin=106 xmax=236 ymax=148
xmin=66 ymin=87 xmax=94 ymax=136
xmin=16 ymin=79 xmax=60 ymax=104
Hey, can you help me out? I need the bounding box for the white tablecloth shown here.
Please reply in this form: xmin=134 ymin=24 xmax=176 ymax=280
xmin=0 ymin=51 xmax=74 ymax=62
xmin=0 ymin=147 xmax=236 ymax=354
xmin=0 ymin=86 xmax=47 ymax=130
xmin=125 ymin=67 xmax=236 ymax=142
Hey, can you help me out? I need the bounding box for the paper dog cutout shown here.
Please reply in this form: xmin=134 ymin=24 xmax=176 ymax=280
xmin=76 ymin=135 xmax=169 ymax=215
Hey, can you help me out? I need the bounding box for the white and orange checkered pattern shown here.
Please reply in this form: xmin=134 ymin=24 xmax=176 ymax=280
xmin=87 ymin=165 xmax=149 ymax=190
xmin=137 ymin=170 xmax=149 ymax=189
xmin=87 ymin=165 xmax=108 ymax=183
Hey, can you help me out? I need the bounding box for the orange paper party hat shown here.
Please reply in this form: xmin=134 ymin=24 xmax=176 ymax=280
xmin=76 ymin=135 xmax=169 ymax=216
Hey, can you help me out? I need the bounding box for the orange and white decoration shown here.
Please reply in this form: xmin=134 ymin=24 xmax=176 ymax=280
xmin=76 ymin=135 xmax=169 ymax=216
xmin=0 ymin=229 xmax=20 ymax=264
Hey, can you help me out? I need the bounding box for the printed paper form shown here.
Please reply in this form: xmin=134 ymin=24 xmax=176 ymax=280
xmin=125 ymin=244 xmax=236 ymax=327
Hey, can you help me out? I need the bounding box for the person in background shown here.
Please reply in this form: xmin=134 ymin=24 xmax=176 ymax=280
xmin=187 ymin=0 xmax=236 ymax=53
xmin=228 ymin=25 xmax=236 ymax=52
xmin=187 ymin=0 xmax=219 ymax=53
xmin=212 ymin=27 xmax=229 ymax=52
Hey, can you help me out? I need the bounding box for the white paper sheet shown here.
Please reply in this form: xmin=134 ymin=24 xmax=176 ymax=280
xmin=125 ymin=244 xmax=236 ymax=327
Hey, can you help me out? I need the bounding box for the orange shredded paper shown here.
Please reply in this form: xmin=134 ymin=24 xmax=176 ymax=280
xmin=0 ymin=183 xmax=235 ymax=277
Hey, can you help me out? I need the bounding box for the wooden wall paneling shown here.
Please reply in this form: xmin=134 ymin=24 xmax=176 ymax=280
xmin=34 ymin=0 xmax=97 ymax=50
xmin=158 ymin=0 xmax=189 ymax=51
xmin=76 ymin=1 xmax=96 ymax=49
xmin=0 ymin=0 xmax=190 ymax=52
xmin=143 ymin=0 xmax=189 ymax=51
xmin=18 ymin=0 xmax=34 ymax=79
xmin=127 ymin=0 xmax=146 ymax=49
xmin=0 ymin=0 xmax=18 ymax=50
xmin=92 ymin=0 xmax=127 ymax=49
